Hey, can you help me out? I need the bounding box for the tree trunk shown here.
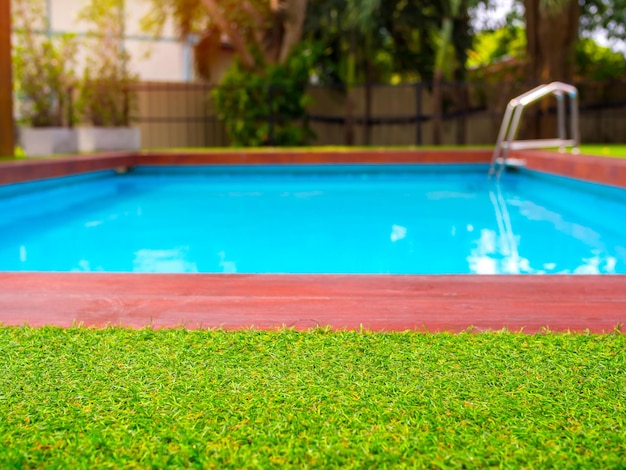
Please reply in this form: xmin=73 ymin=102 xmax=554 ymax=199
xmin=455 ymin=81 xmax=468 ymax=145
xmin=345 ymin=91 xmax=355 ymax=146
xmin=344 ymin=31 xmax=356 ymax=146
xmin=431 ymin=11 xmax=455 ymax=146
xmin=524 ymin=0 xmax=579 ymax=83
xmin=201 ymin=0 xmax=306 ymax=69
xmin=431 ymin=70 xmax=444 ymax=145
xmin=453 ymin=4 xmax=470 ymax=146
xmin=524 ymin=0 xmax=579 ymax=138
xmin=278 ymin=0 xmax=307 ymax=62
xmin=364 ymin=58 xmax=373 ymax=146
xmin=200 ymin=0 xmax=255 ymax=69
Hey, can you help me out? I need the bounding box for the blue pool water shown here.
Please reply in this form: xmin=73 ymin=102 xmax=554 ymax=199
xmin=0 ymin=165 xmax=625 ymax=274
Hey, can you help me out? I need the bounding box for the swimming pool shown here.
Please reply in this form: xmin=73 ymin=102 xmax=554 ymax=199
xmin=0 ymin=164 xmax=625 ymax=274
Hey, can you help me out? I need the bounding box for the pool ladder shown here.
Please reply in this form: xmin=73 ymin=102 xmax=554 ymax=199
xmin=489 ymin=82 xmax=580 ymax=178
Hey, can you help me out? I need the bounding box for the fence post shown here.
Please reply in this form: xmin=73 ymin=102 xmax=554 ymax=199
xmin=415 ymin=82 xmax=423 ymax=146
xmin=456 ymin=81 xmax=468 ymax=145
xmin=67 ymin=86 xmax=74 ymax=128
xmin=268 ymin=84 xmax=275 ymax=146
xmin=0 ymin=0 xmax=14 ymax=157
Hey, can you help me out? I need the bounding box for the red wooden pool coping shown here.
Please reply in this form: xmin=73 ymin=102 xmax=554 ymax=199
xmin=0 ymin=273 xmax=624 ymax=333
xmin=1 ymin=149 xmax=625 ymax=333
xmin=2 ymin=148 xmax=625 ymax=188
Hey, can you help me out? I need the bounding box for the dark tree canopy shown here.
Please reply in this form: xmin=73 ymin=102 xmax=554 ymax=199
xmin=304 ymin=0 xmax=475 ymax=86
xmin=472 ymin=0 xmax=626 ymax=83
xmin=143 ymin=0 xmax=626 ymax=84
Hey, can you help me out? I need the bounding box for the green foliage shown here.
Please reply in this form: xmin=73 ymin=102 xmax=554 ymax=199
xmin=539 ymin=0 xmax=573 ymax=15
xmin=140 ymin=0 xmax=210 ymax=38
xmin=578 ymin=145 xmax=626 ymax=158
xmin=0 ymin=327 xmax=625 ymax=467
xmin=575 ymin=38 xmax=626 ymax=80
xmin=467 ymin=26 xmax=526 ymax=69
xmin=467 ymin=25 xmax=626 ymax=81
xmin=78 ymin=68 xmax=137 ymax=128
xmin=76 ymin=0 xmax=138 ymax=127
xmin=12 ymin=0 xmax=78 ymax=127
xmin=212 ymin=45 xmax=318 ymax=146
xmin=305 ymin=0 xmax=440 ymax=85
xmin=141 ymin=0 xmax=301 ymax=75
xmin=580 ymin=0 xmax=626 ymax=41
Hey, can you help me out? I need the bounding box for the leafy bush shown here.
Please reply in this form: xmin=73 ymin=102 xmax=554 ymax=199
xmin=575 ymin=38 xmax=626 ymax=81
xmin=76 ymin=0 xmax=138 ymax=127
xmin=78 ymin=67 xmax=137 ymax=127
xmin=12 ymin=0 xmax=78 ymax=127
xmin=213 ymin=46 xmax=318 ymax=147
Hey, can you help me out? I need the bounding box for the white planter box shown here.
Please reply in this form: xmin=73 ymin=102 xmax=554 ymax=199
xmin=77 ymin=127 xmax=141 ymax=152
xmin=19 ymin=127 xmax=79 ymax=157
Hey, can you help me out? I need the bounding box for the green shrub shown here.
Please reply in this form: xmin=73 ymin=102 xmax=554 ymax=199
xmin=213 ymin=46 xmax=317 ymax=147
xmin=12 ymin=0 xmax=78 ymax=127
xmin=78 ymin=68 xmax=137 ymax=127
xmin=76 ymin=0 xmax=138 ymax=127
xmin=575 ymin=38 xmax=626 ymax=81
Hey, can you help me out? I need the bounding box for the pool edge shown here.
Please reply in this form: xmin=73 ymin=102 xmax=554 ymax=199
xmin=0 ymin=272 xmax=624 ymax=333
xmin=1 ymin=149 xmax=625 ymax=333
xmin=1 ymin=149 xmax=625 ymax=188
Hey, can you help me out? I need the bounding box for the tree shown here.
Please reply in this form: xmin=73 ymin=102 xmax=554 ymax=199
xmin=579 ymin=0 xmax=626 ymax=46
xmin=304 ymin=0 xmax=458 ymax=144
xmin=306 ymin=0 xmax=392 ymax=144
xmin=523 ymin=0 xmax=579 ymax=83
xmin=508 ymin=0 xmax=626 ymax=83
xmin=575 ymin=37 xmax=626 ymax=80
xmin=467 ymin=26 xmax=526 ymax=70
xmin=305 ymin=0 xmax=449 ymax=85
xmin=431 ymin=0 xmax=471 ymax=144
xmin=143 ymin=0 xmax=307 ymax=74
xmin=468 ymin=24 xmax=626 ymax=81
xmin=143 ymin=0 xmax=313 ymax=147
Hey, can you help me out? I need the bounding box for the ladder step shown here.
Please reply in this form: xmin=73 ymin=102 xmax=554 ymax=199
xmin=495 ymin=157 xmax=526 ymax=168
xmin=490 ymin=82 xmax=580 ymax=178
xmin=503 ymin=139 xmax=576 ymax=150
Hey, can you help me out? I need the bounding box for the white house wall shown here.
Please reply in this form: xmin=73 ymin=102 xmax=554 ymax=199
xmin=17 ymin=0 xmax=192 ymax=82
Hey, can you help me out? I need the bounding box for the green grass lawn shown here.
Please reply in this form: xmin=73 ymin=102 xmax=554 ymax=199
xmin=578 ymin=145 xmax=626 ymax=158
xmin=1 ymin=327 xmax=624 ymax=468
xmin=147 ymin=144 xmax=626 ymax=158
xmin=3 ymin=144 xmax=626 ymax=161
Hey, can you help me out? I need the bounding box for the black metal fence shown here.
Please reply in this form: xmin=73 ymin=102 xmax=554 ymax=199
xmin=39 ymin=79 xmax=626 ymax=148
xmin=130 ymin=81 xmax=227 ymax=149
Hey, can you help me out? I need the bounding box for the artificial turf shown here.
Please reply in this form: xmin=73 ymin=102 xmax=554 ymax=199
xmin=0 ymin=327 xmax=624 ymax=468
xmin=578 ymin=145 xmax=626 ymax=159
xmin=3 ymin=144 xmax=626 ymax=161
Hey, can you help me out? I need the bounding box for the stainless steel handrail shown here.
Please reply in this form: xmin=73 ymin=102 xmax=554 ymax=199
xmin=489 ymin=82 xmax=580 ymax=178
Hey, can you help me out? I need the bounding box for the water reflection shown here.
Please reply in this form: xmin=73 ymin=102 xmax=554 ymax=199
xmin=573 ymin=252 xmax=617 ymax=274
xmin=390 ymin=224 xmax=407 ymax=242
xmin=467 ymin=187 xmax=527 ymax=274
xmin=218 ymin=250 xmax=237 ymax=273
xmin=467 ymin=228 xmax=531 ymax=274
xmin=468 ymin=185 xmax=620 ymax=274
xmin=133 ymin=247 xmax=198 ymax=273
